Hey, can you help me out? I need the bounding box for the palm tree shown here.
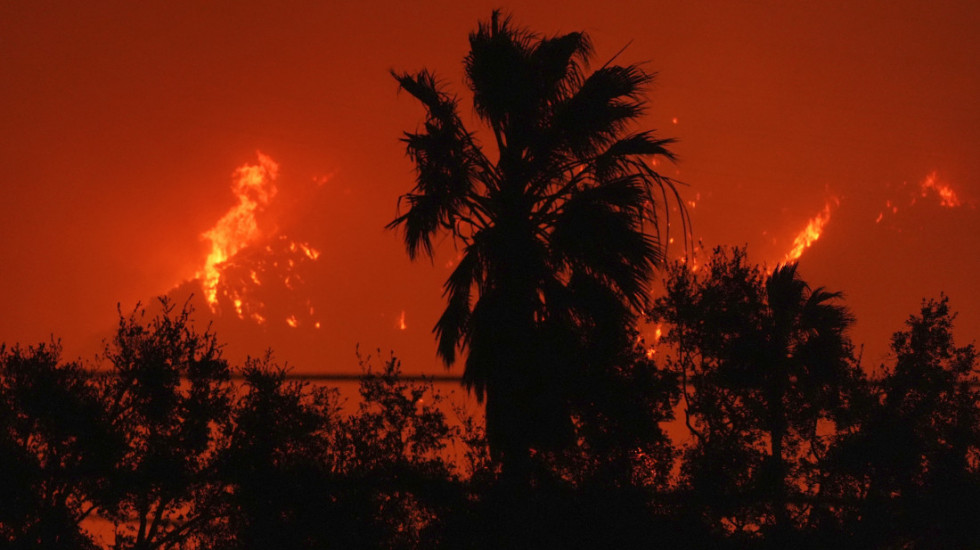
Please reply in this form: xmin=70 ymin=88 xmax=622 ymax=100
xmin=389 ymin=11 xmax=683 ymax=476
xmin=758 ymin=263 xmax=854 ymax=542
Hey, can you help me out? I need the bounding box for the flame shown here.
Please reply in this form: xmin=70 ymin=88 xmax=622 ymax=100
xmin=198 ymin=153 xmax=279 ymax=307
xmin=210 ymin=234 xmax=322 ymax=325
xmin=398 ymin=310 xmax=407 ymax=331
xmin=876 ymin=171 xmax=966 ymax=224
xmin=192 ymin=153 xmax=324 ymax=329
xmin=636 ymin=323 xmax=663 ymax=359
xmin=784 ymin=198 xmax=838 ymax=263
xmin=645 ymin=324 xmax=663 ymax=359
xmin=919 ymin=171 xmax=961 ymax=208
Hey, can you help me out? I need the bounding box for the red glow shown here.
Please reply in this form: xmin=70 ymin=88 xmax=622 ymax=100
xmin=0 ymin=3 xmax=976 ymax=375
xmin=919 ymin=171 xmax=962 ymax=208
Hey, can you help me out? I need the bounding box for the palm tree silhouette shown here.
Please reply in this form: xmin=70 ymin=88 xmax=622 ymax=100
xmin=757 ymin=263 xmax=854 ymax=542
xmin=390 ymin=11 xmax=682 ymax=477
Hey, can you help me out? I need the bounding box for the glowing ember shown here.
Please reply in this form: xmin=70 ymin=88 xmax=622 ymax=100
xmin=198 ymin=153 xmax=279 ymax=307
xmin=210 ymin=234 xmax=322 ymax=326
xmin=784 ymin=198 xmax=838 ymax=263
xmin=919 ymin=171 xmax=961 ymax=208
xmin=645 ymin=324 xmax=664 ymax=359
xmin=876 ymin=171 xmax=966 ymax=224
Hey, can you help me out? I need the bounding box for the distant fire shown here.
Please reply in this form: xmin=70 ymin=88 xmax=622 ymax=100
xmin=773 ymin=171 xmax=965 ymax=265
xmin=919 ymin=171 xmax=961 ymax=208
xmin=784 ymin=197 xmax=839 ymax=263
xmin=194 ymin=153 xmax=322 ymax=328
xmin=645 ymin=324 xmax=663 ymax=359
xmin=876 ymin=171 xmax=966 ymax=224
xmin=198 ymin=153 xmax=279 ymax=307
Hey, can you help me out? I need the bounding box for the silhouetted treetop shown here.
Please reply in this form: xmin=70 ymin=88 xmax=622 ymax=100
xmin=390 ymin=9 xmax=685 ymax=476
xmin=652 ymin=247 xmax=861 ymax=544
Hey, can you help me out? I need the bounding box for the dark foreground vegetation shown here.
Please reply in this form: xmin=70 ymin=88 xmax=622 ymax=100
xmin=6 ymin=12 xmax=977 ymax=549
xmin=2 ymin=248 xmax=978 ymax=549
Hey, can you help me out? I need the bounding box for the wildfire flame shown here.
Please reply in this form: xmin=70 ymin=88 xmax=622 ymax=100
xmin=784 ymin=197 xmax=839 ymax=263
xmin=645 ymin=324 xmax=663 ymax=359
xmin=198 ymin=153 xmax=279 ymax=307
xmin=194 ymin=153 xmax=323 ymax=328
xmin=918 ymin=171 xmax=961 ymax=208
xmin=876 ymin=171 xmax=965 ymax=224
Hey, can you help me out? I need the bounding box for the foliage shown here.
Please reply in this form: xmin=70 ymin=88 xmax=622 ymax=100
xmin=389 ymin=10 xmax=685 ymax=470
xmin=1 ymin=280 xmax=979 ymax=547
xmin=826 ymin=295 xmax=980 ymax=547
xmin=0 ymin=342 xmax=111 ymax=549
xmin=97 ymin=298 xmax=232 ymax=549
xmin=652 ymin=247 xmax=862 ymax=542
xmin=209 ymin=353 xmax=340 ymax=549
xmin=328 ymin=351 xmax=465 ymax=548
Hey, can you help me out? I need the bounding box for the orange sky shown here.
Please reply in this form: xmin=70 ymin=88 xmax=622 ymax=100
xmin=2 ymin=1 xmax=978 ymax=375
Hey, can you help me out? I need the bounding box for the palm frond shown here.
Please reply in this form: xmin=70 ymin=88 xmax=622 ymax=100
xmin=594 ymin=131 xmax=677 ymax=179
xmin=550 ymin=194 xmax=659 ymax=309
xmin=465 ymin=11 xmax=537 ymax=131
xmin=434 ymin=251 xmax=480 ymax=365
xmin=391 ymin=70 xmax=457 ymax=122
xmin=390 ymin=71 xmax=492 ymax=259
xmin=548 ymin=64 xmax=653 ymax=156
xmin=531 ymin=31 xmax=593 ymax=102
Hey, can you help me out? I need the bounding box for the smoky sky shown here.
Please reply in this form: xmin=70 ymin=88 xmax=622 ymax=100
xmin=2 ymin=1 xmax=977 ymax=372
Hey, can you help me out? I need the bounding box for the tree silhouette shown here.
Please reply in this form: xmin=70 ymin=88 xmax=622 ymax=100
xmin=209 ymin=350 xmax=470 ymax=549
xmin=97 ymin=299 xmax=231 ymax=549
xmin=653 ymin=248 xmax=859 ymax=544
xmin=0 ymin=342 xmax=113 ymax=549
xmin=3 ymin=285 xmax=980 ymax=546
xmin=827 ymin=296 xmax=980 ymax=547
xmin=329 ymin=352 xmax=463 ymax=548
xmin=210 ymin=354 xmax=340 ymax=549
xmin=390 ymin=10 xmax=683 ymax=479
xmin=756 ymin=262 xmax=856 ymax=543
